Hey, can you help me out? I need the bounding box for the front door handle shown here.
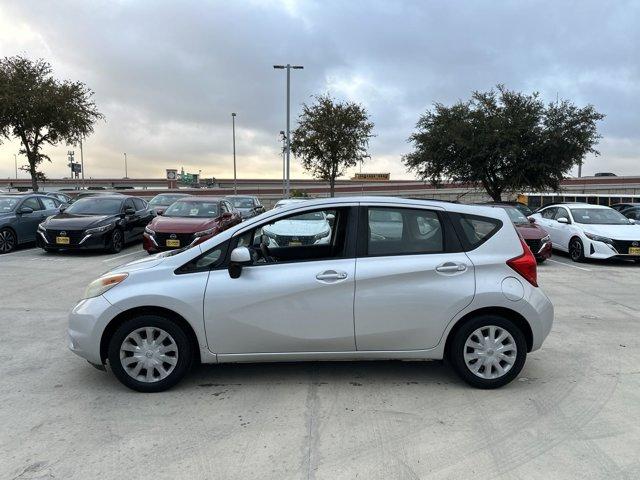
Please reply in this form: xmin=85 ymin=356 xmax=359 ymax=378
xmin=316 ymin=270 xmax=348 ymax=282
xmin=436 ymin=262 xmax=467 ymax=273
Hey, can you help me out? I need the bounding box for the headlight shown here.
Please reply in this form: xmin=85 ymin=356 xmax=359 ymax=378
xmin=38 ymin=223 xmax=47 ymax=232
xmin=313 ymin=229 xmax=331 ymax=241
xmin=584 ymin=232 xmax=613 ymax=244
xmin=193 ymin=227 xmax=216 ymax=238
xmin=83 ymin=273 xmax=128 ymax=299
xmin=85 ymin=223 xmax=115 ymax=235
xmin=541 ymin=235 xmax=550 ymax=243
xmin=145 ymin=226 xmax=155 ymax=235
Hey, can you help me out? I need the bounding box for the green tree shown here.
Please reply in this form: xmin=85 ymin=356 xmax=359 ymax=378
xmin=403 ymin=85 xmax=604 ymax=201
xmin=291 ymin=94 xmax=374 ymax=197
xmin=0 ymin=56 xmax=103 ymax=191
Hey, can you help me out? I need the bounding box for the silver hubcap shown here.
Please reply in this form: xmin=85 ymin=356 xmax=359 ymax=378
xmin=119 ymin=327 xmax=178 ymax=383
xmin=463 ymin=326 xmax=517 ymax=379
xmin=0 ymin=230 xmax=15 ymax=253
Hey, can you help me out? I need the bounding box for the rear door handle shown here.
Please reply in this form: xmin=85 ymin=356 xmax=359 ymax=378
xmin=436 ymin=262 xmax=467 ymax=273
xmin=316 ymin=270 xmax=348 ymax=282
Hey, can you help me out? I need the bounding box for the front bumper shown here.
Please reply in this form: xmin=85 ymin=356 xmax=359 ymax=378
xmin=68 ymin=295 xmax=122 ymax=365
xmin=143 ymin=232 xmax=210 ymax=252
xmin=37 ymin=229 xmax=112 ymax=250
xmin=584 ymin=238 xmax=640 ymax=260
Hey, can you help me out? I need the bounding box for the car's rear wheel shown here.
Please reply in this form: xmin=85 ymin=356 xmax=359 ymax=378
xmin=449 ymin=315 xmax=527 ymax=389
xmin=569 ymin=237 xmax=585 ymax=262
xmin=109 ymin=228 xmax=124 ymax=253
xmin=107 ymin=315 xmax=193 ymax=392
xmin=0 ymin=228 xmax=16 ymax=254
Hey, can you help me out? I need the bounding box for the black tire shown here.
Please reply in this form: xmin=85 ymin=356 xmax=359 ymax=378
xmin=449 ymin=315 xmax=527 ymax=389
xmin=0 ymin=228 xmax=17 ymax=254
xmin=536 ymin=257 xmax=546 ymax=264
xmin=569 ymin=237 xmax=585 ymax=262
xmin=107 ymin=315 xmax=193 ymax=392
xmin=43 ymin=247 xmax=59 ymax=253
xmin=109 ymin=228 xmax=124 ymax=253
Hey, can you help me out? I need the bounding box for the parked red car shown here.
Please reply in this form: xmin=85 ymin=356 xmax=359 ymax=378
xmin=485 ymin=204 xmax=552 ymax=263
xmin=143 ymin=197 xmax=241 ymax=253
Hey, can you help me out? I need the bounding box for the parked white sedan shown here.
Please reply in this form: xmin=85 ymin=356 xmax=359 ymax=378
xmin=530 ymin=203 xmax=640 ymax=262
xmin=68 ymin=197 xmax=553 ymax=392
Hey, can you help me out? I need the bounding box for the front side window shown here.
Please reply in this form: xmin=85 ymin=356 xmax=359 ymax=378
xmin=133 ymin=198 xmax=146 ymax=210
xmin=22 ymin=197 xmax=43 ymax=211
xmin=367 ymin=207 xmax=443 ymax=256
xmin=554 ymin=207 xmax=570 ymax=221
xmin=231 ymin=197 xmax=254 ymax=209
xmin=234 ymin=208 xmax=346 ymax=264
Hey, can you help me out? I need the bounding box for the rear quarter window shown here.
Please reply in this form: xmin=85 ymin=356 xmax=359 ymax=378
xmin=449 ymin=213 xmax=502 ymax=250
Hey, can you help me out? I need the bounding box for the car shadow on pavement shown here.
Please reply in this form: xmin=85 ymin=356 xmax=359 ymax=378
xmin=550 ymin=249 xmax=639 ymax=267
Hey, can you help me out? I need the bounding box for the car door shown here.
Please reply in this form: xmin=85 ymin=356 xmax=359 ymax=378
xmin=354 ymin=205 xmax=475 ymax=351
xmin=121 ymin=198 xmax=138 ymax=241
xmin=16 ymin=197 xmax=47 ymax=242
xmin=132 ymin=198 xmax=151 ymax=237
xmin=553 ymin=206 xmax=574 ymax=250
xmin=203 ymin=205 xmax=357 ymax=354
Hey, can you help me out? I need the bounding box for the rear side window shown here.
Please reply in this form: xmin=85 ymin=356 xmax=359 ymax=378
xmin=41 ymin=197 xmax=59 ymax=209
xmin=367 ymin=207 xmax=443 ymax=256
xmin=450 ymin=213 xmax=502 ymax=250
xmin=133 ymin=198 xmax=146 ymax=210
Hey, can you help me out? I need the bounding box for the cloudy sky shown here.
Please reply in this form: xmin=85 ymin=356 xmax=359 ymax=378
xmin=0 ymin=0 xmax=638 ymax=181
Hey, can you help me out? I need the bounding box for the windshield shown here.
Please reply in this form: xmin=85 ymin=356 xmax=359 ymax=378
xmin=230 ymin=198 xmax=254 ymax=208
xmin=0 ymin=197 xmax=19 ymax=212
xmin=502 ymin=206 xmax=529 ymax=225
xmin=149 ymin=194 xmax=186 ymax=206
xmin=291 ymin=211 xmax=325 ymax=221
xmin=570 ymin=208 xmax=630 ymax=225
xmin=66 ymin=198 xmax=123 ymax=215
xmin=164 ymin=200 xmax=220 ymax=218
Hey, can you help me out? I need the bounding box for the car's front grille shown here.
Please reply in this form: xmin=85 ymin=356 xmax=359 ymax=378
xmin=45 ymin=229 xmax=85 ymax=244
xmin=610 ymin=239 xmax=640 ymax=254
xmin=154 ymin=232 xmax=194 ymax=247
xmin=525 ymin=238 xmax=542 ymax=253
xmin=271 ymin=234 xmax=315 ymax=247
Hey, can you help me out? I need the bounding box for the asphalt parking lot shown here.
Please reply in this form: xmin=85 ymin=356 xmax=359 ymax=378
xmin=1 ymin=245 xmax=639 ymax=480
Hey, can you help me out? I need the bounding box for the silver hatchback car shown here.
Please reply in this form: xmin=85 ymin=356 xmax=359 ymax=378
xmin=69 ymin=197 xmax=553 ymax=392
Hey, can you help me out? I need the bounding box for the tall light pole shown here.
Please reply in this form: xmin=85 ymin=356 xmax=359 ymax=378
xmin=14 ymin=154 xmax=17 ymax=179
xmin=273 ymin=63 xmax=303 ymax=198
xmin=124 ymin=152 xmax=128 ymax=179
xmin=279 ymin=130 xmax=286 ymax=196
xmin=232 ymin=112 xmax=237 ymax=195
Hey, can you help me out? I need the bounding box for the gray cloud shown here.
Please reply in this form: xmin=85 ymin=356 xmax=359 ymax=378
xmin=0 ymin=0 xmax=638 ymax=180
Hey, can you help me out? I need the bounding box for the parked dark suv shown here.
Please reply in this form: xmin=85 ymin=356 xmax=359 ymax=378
xmin=225 ymin=195 xmax=265 ymax=220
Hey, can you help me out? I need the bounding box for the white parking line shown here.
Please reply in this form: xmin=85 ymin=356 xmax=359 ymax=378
xmin=102 ymin=250 xmax=145 ymax=263
xmin=546 ymin=258 xmax=591 ymax=271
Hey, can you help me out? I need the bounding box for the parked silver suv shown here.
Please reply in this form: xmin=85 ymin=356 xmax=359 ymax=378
xmin=68 ymin=197 xmax=553 ymax=392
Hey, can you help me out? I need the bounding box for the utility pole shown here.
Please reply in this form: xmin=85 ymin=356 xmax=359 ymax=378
xmin=14 ymin=154 xmax=17 ymax=179
xmin=273 ymin=63 xmax=303 ymax=198
xmin=279 ymin=130 xmax=286 ymax=196
xmin=124 ymin=152 xmax=128 ymax=179
xmin=232 ymin=113 xmax=237 ymax=195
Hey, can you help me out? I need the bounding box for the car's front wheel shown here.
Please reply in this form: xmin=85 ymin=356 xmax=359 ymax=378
xmin=569 ymin=237 xmax=585 ymax=262
xmin=108 ymin=315 xmax=193 ymax=392
xmin=449 ymin=315 xmax=527 ymax=389
xmin=109 ymin=228 xmax=124 ymax=253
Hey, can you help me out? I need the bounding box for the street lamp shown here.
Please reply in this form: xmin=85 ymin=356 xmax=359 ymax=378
xmin=273 ymin=63 xmax=303 ymax=198
xmin=232 ymin=113 xmax=237 ymax=195
xmin=124 ymin=152 xmax=128 ymax=179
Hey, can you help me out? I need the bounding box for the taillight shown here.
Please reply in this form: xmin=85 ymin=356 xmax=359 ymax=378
xmin=507 ymin=238 xmax=538 ymax=287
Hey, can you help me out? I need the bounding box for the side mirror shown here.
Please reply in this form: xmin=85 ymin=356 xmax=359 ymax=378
xmin=17 ymin=206 xmax=34 ymax=215
xmin=326 ymin=213 xmax=336 ymax=225
xmin=629 ymin=218 xmax=636 ymax=224
xmin=157 ymin=210 xmax=163 ymax=216
xmin=228 ymin=246 xmax=252 ymax=279
xmin=124 ymin=207 xmax=136 ymax=215
xmin=528 ymin=217 xmax=535 ymax=224
xmin=557 ymin=217 xmax=570 ymax=224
